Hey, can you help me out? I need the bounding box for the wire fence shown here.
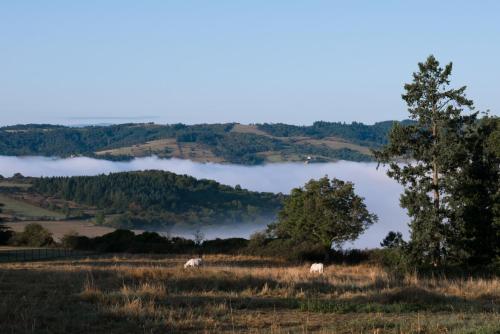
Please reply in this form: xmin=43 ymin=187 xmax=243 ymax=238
xmin=0 ymin=248 xmax=93 ymax=263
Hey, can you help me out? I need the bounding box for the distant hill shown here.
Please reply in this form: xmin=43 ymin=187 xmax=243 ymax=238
xmin=29 ymin=170 xmax=284 ymax=229
xmin=0 ymin=121 xmax=411 ymax=164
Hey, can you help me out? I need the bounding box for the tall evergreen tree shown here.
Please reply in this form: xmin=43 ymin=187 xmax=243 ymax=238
xmin=446 ymin=116 xmax=500 ymax=264
xmin=375 ymin=55 xmax=476 ymax=266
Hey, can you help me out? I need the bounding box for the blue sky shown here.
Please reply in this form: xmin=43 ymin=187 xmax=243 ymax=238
xmin=1 ymin=1 xmax=499 ymax=125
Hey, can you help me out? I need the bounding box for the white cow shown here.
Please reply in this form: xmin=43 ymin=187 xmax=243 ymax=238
xmin=184 ymin=258 xmax=203 ymax=268
xmin=309 ymin=263 xmax=324 ymax=274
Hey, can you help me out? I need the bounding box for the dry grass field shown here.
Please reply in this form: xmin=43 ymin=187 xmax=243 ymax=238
xmin=0 ymin=180 xmax=32 ymax=189
xmin=231 ymin=124 xmax=273 ymax=137
xmin=293 ymin=137 xmax=373 ymax=156
xmin=5 ymin=220 xmax=143 ymax=241
xmin=95 ymin=138 xmax=225 ymax=163
xmin=95 ymin=138 xmax=180 ymax=157
xmin=0 ymin=254 xmax=498 ymax=333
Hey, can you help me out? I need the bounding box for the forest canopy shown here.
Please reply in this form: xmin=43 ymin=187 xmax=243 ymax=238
xmin=0 ymin=121 xmax=412 ymax=164
xmin=31 ymin=170 xmax=284 ymax=229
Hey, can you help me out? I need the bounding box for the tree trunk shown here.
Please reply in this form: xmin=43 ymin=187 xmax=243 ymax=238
xmin=432 ymin=108 xmax=441 ymax=266
xmin=432 ymin=122 xmax=440 ymax=210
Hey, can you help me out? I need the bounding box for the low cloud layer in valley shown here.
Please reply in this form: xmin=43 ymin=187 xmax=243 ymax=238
xmin=0 ymin=156 xmax=408 ymax=248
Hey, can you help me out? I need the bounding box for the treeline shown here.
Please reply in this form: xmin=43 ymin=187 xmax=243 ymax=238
xmin=32 ymin=170 xmax=283 ymax=228
xmin=64 ymin=229 xmax=409 ymax=267
xmin=178 ymin=131 xmax=372 ymax=164
xmin=4 ymin=224 xmax=375 ymax=264
xmin=63 ymin=229 xmax=249 ymax=254
xmin=0 ymin=121 xmax=404 ymax=164
xmin=256 ymin=120 xmax=414 ymax=146
xmin=0 ymin=123 xmax=232 ymax=157
xmin=0 ymin=222 xmax=250 ymax=255
xmin=64 ymin=229 xmax=378 ymax=264
xmin=181 ymin=132 xmax=285 ymax=165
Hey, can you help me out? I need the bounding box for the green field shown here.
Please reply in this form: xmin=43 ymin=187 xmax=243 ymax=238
xmin=0 ymin=194 xmax=65 ymax=219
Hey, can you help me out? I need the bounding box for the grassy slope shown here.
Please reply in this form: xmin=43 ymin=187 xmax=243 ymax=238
xmin=0 ymin=180 xmax=31 ymax=189
xmin=0 ymin=194 xmax=65 ymax=219
xmin=1 ymin=254 xmax=498 ymax=333
xmin=95 ymin=124 xmax=374 ymax=163
xmin=96 ymin=138 xmax=225 ymax=163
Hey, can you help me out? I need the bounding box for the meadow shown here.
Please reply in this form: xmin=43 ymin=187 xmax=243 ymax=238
xmin=1 ymin=254 xmax=498 ymax=333
xmin=6 ymin=219 xmax=134 ymax=241
xmin=0 ymin=194 xmax=65 ymax=220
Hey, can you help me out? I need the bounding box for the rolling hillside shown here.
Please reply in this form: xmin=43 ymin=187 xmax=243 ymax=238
xmin=7 ymin=171 xmax=284 ymax=229
xmin=0 ymin=121 xmax=409 ymax=164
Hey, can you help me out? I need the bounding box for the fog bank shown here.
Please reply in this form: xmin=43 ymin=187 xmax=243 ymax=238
xmin=0 ymin=156 xmax=408 ymax=248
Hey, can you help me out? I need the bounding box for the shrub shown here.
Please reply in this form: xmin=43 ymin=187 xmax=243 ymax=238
xmin=93 ymin=229 xmax=136 ymax=252
xmin=368 ymin=248 xmax=411 ymax=280
xmin=9 ymin=223 xmax=54 ymax=247
xmin=0 ymin=203 xmax=13 ymax=245
xmin=246 ymin=236 xmax=329 ymax=262
xmin=0 ymin=229 xmax=13 ymax=245
xmin=201 ymin=238 xmax=248 ymax=254
xmin=61 ymin=231 xmax=89 ymax=249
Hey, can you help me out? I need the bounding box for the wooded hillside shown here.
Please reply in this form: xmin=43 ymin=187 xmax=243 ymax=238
xmin=0 ymin=121 xmax=412 ymax=164
xmin=31 ymin=170 xmax=284 ymax=228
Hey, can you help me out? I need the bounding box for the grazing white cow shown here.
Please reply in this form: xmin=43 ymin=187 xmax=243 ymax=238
xmin=184 ymin=258 xmax=203 ymax=268
xmin=309 ymin=263 xmax=324 ymax=274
